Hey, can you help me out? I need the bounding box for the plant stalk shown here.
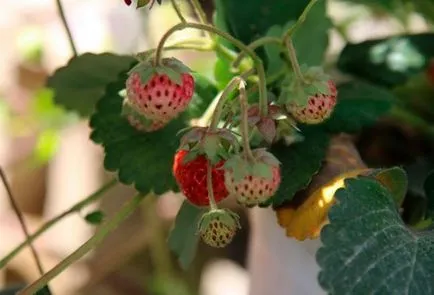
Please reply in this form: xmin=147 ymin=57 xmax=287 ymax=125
xmin=153 ymin=22 xmax=268 ymax=116
xmin=55 ymin=0 xmax=77 ymax=56
xmin=0 ymin=180 xmax=117 ymax=268
xmin=18 ymin=193 xmax=146 ymax=295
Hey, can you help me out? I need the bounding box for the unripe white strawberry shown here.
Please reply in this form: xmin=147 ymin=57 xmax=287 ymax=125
xmin=124 ymin=58 xmax=194 ymax=130
xmin=287 ymin=80 xmax=337 ymax=124
xmin=224 ymin=149 xmax=281 ymax=207
xmin=198 ymin=209 xmax=240 ymax=248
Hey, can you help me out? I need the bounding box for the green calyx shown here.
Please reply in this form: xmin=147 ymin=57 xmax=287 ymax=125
xmin=224 ymin=148 xmax=280 ymax=182
xmin=128 ymin=57 xmax=192 ymax=86
xmin=197 ymin=209 xmax=241 ymax=233
xmin=279 ymin=65 xmax=331 ymax=107
xmin=179 ymin=127 xmax=240 ymax=164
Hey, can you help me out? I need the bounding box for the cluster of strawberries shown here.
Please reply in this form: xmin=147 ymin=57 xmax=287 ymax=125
xmin=123 ymin=57 xmax=338 ymax=247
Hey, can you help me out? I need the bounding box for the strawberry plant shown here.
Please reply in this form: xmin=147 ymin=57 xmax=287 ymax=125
xmin=1 ymin=0 xmax=434 ymax=294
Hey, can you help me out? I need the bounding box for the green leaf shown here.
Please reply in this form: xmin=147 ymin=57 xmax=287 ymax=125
xmin=48 ymin=53 xmax=136 ymax=117
xmin=317 ymin=177 xmax=434 ymax=294
xmin=264 ymin=5 xmax=330 ymax=75
xmin=214 ymin=56 xmax=233 ymax=90
xmin=35 ymin=286 xmax=53 ymax=295
xmin=370 ymin=167 xmax=408 ymax=206
xmin=324 ymin=81 xmax=394 ymax=133
xmin=338 ymin=33 xmax=434 ymax=87
xmin=424 ymin=171 xmax=434 ymax=218
xmin=214 ymin=0 xmax=328 ymax=47
xmin=266 ymin=127 xmax=330 ymax=207
xmin=187 ymin=73 xmax=218 ymax=118
xmin=84 ymin=210 xmax=105 ymax=225
xmin=89 ymin=72 xmax=189 ymax=194
xmin=168 ymin=201 xmax=205 ymax=270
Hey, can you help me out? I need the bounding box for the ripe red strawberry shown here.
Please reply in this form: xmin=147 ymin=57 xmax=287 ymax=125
xmin=287 ymin=80 xmax=337 ymax=124
xmin=198 ymin=209 xmax=240 ymax=248
xmin=125 ymin=58 xmax=194 ymax=127
xmin=224 ymin=149 xmax=281 ymax=206
xmin=173 ymin=150 xmax=229 ymax=207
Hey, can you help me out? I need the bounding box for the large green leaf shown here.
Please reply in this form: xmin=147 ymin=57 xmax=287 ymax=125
xmin=48 ymin=53 xmax=136 ymax=117
xmin=90 ymin=73 xmax=186 ymax=194
xmin=89 ymin=69 xmax=215 ymax=194
xmin=264 ymin=4 xmax=331 ymax=76
xmin=214 ymin=0 xmax=328 ymax=46
xmin=324 ymin=81 xmax=394 ymax=133
xmin=424 ymin=171 xmax=434 ymax=219
xmin=317 ymin=177 xmax=434 ymax=294
xmin=338 ymin=33 xmax=434 ymax=87
xmin=168 ymin=201 xmax=205 ymax=269
xmin=266 ymin=127 xmax=330 ymax=207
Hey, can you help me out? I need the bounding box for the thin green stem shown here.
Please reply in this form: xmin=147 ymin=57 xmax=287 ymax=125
xmin=189 ymin=0 xmax=211 ymax=40
xmin=238 ymin=81 xmax=255 ymax=162
xmin=55 ymin=0 xmax=77 ymax=57
xmin=0 ymin=180 xmax=117 ymax=269
xmin=136 ymin=41 xmax=213 ymax=61
xmin=283 ymin=0 xmax=318 ymax=38
xmin=208 ymin=70 xmax=254 ymax=130
xmin=0 ymin=168 xmax=44 ymax=275
xmin=233 ymin=37 xmax=282 ymax=68
xmin=153 ymin=22 xmax=268 ymax=116
xmin=170 ymin=0 xmax=187 ymax=23
xmin=190 ymin=0 xmax=208 ymax=25
xmin=144 ymin=194 xmax=173 ymax=276
xmin=284 ymin=37 xmax=307 ymax=83
xmin=206 ymin=161 xmax=218 ymax=210
xmin=18 ymin=193 xmax=146 ymax=295
xmin=282 ymin=0 xmax=318 ymax=84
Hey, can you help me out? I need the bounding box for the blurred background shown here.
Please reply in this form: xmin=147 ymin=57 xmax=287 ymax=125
xmin=0 ymin=0 xmax=430 ymax=294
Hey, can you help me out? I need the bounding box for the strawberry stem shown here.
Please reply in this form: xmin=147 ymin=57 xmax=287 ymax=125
xmin=238 ymin=81 xmax=256 ymax=162
xmin=232 ymin=36 xmax=282 ymax=69
xmin=170 ymin=0 xmax=187 ymax=23
xmin=284 ymin=37 xmax=307 ymax=84
xmin=189 ymin=0 xmax=212 ymax=40
xmin=282 ymin=0 xmax=318 ymax=84
xmin=206 ymin=160 xmax=218 ymax=210
xmin=154 ymin=22 xmax=268 ymax=117
xmin=208 ymin=70 xmax=253 ymax=130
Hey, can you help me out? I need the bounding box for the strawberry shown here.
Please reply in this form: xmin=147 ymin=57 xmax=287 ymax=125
xmin=198 ymin=209 xmax=240 ymax=248
xmin=122 ymin=99 xmax=168 ymax=132
xmin=125 ymin=58 xmax=194 ymax=127
xmin=224 ymin=149 xmax=281 ymax=206
xmin=173 ymin=150 xmax=229 ymax=207
xmin=287 ymin=80 xmax=337 ymax=124
xmin=124 ymin=0 xmax=132 ymax=5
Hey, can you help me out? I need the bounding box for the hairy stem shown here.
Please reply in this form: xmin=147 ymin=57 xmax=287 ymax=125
xmin=233 ymin=37 xmax=282 ymax=68
xmin=284 ymin=37 xmax=306 ymax=83
xmin=55 ymin=0 xmax=77 ymax=56
xmin=18 ymin=193 xmax=146 ymax=295
xmin=189 ymin=0 xmax=211 ymax=40
xmin=153 ymin=22 xmax=268 ymax=116
xmin=0 ymin=180 xmax=117 ymax=269
xmin=0 ymin=168 xmax=44 ymax=275
xmin=206 ymin=161 xmax=218 ymax=210
xmin=136 ymin=40 xmax=213 ymax=61
xmin=282 ymin=0 xmax=319 ymax=83
xmin=208 ymin=70 xmax=253 ymax=130
xmin=170 ymin=0 xmax=187 ymax=23
xmin=238 ymin=81 xmax=255 ymax=162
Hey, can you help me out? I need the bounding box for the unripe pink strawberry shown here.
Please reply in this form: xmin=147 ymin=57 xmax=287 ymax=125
xmin=287 ymin=80 xmax=337 ymax=124
xmin=198 ymin=209 xmax=240 ymax=248
xmin=122 ymin=100 xmax=167 ymax=132
xmin=224 ymin=149 xmax=281 ymax=207
xmin=125 ymin=58 xmax=194 ymax=128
